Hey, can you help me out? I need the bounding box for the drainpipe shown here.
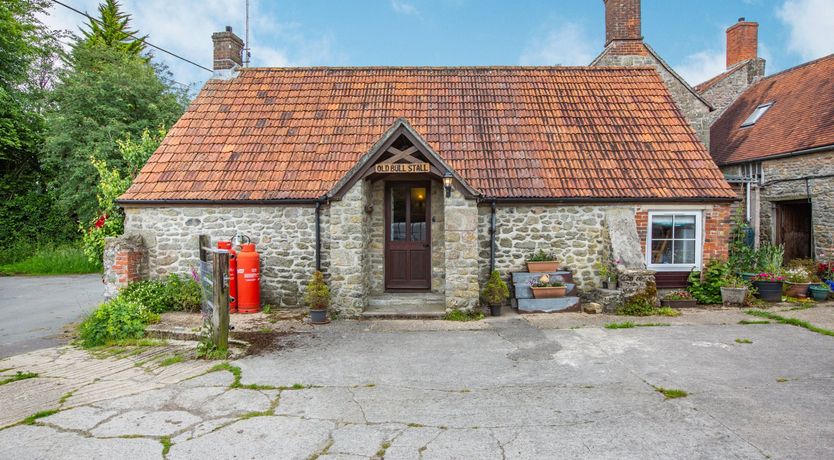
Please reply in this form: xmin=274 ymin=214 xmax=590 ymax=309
xmin=315 ymin=197 xmax=323 ymax=271
xmin=490 ymin=200 xmax=497 ymax=273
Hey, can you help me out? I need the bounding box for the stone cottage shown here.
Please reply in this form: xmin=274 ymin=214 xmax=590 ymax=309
xmin=111 ymin=3 xmax=738 ymax=317
xmin=708 ymin=54 xmax=834 ymax=261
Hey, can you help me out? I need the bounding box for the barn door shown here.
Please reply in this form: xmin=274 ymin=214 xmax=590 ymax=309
xmin=384 ymin=182 xmax=431 ymax=290
xmin=775 ymin=200 xmax=812 ymax=262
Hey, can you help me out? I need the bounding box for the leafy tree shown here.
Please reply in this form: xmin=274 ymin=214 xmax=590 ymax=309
xmin=82 ymin=128 xmax=166 ymax=262
xmin=43 ymin=43 xmax=186 ymax=225
xmin=80 ymin=0 xmax=146 ymax=56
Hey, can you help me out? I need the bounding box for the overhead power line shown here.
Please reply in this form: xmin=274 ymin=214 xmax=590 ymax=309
xmin=50 ymin=0 xmax=213 ymax=73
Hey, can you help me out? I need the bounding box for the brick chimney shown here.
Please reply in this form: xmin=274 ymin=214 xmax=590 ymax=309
xmin=604 ymin=0 xmax=642 ymax=45
xmin=212 ymin=26 xmax=243 ymax=71
xmin=726 ymin=18 xmax=758 ymax=69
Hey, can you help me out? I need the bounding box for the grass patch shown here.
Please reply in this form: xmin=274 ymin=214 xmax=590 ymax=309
xmin=735 ymin=338 xmax=753 ymax=344
xmin=739 ymin=320 xmax=770 ymax=325
xmin=239 ymin=410 xmax=274 ymax=420
xmin=605 ymin=322 xmax=671 ymax=329
xmin=159 ymin=355 xmax=184 ymax=366
xmin=0 ymin=371 xmax=38 ymax=386
xmin=407 ymin=423 xmax=424 ymax=428
xmin=160 ymin=436 xmax=172 ymax=457
xmin=776 ymin=377 xmax=789 ymax=383
xmin=0 ymin=244 xmax=101 ymax=276
xmin=444 ymin=310 xmax=485 ymax=322
xmin=655 ymin=387 xmax=688 ymax=399
xmin=746 ymin=310 xmax=834 ymax=337
xmin=58 ymin=390 xmax=76 ymax=405
xmin=22 ymin=409 xmax=59 ymax=425
xmin=376 ymin=441 xmax=391 ymax=458
xmin=654 ymin=307 xmax=682 ymax=317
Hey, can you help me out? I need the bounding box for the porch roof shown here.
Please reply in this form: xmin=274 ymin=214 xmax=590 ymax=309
xmin=120 ymin=66 xmax=735 ymax=203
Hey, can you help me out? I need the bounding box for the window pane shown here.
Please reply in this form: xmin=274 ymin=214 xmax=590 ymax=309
xmin=410 ymin=187 xmax=427 ymax=241
xmin=651 ymin=216 xmax=673 ymax=239
xmin=390 ymin=188 xmax=406 ymax=241
xmin=674 ymin=216 xmax=696 ymax=239
xmin=674 ymin=240 xmax=696 ymax=264
xmin=651 ymin=241 xmax=673 ymax=264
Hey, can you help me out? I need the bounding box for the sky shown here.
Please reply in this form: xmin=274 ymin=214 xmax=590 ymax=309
xmin=39 ymin=0 xmax=834 ymax=92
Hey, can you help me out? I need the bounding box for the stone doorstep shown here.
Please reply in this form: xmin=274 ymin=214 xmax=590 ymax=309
xmin=363 ymin=293 xmax=447 ymax=319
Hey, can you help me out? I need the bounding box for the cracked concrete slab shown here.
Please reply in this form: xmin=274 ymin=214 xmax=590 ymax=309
xmin=0 ymin=425 xmax=160 ymax=460
xmin=90 ymin=410 xmax=202 ymax=437
xmin=39 ymin=406 xmax=118 ymax=432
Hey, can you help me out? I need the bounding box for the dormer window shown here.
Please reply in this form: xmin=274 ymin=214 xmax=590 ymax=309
xmin=741 ymin=102 xmax=774 ymax=127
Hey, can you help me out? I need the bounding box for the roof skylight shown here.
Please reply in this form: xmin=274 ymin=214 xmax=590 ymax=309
xmin=741 ymin=102 xmax=774 ymax=128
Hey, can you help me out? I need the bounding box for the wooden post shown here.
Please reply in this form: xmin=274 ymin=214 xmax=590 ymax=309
xmin=213 ymin=251 xmax=230 ymax=350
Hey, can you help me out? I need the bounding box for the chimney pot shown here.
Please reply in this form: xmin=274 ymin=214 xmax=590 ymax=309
xmin=212 ymin=27 xmax=244 ymax=72
xmin=739 ymin=17 xmax=745 ymax=22
xmin=726 ymin=19 xmax=758 ymax=69
xmin=603 ymin=0 xmax=642 ymax=46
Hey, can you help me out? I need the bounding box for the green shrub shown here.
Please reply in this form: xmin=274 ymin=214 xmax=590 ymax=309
xmin=688 ymin=260 xmax=730 ymax=304
xmin=616 ymin=294 xmax=656 ymax=316
xmin=444 ymin=309 xmax=485 ymax=322
xmin=481 ymin=271 xmax=509 ymax=307
xmin=304 ymin=271 xmax=330 ymax=310
xmin=78 ymin=297 xmax=160 ymax=348
xmin=120 ymin=274 xmax=201 ymax=313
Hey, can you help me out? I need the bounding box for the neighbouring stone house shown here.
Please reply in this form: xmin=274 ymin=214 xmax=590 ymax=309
xmin=109 ymin=2 xmax=739 ymax=317
xmin=708 ymin=54 xmax=834 ymax=262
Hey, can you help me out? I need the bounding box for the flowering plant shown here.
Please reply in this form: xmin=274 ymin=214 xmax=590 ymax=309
xmin=751 ymin=273 xmax=785 ymax=282
xmin=595 ymin=257 xmax=622 ymax=282
xmin=528 ymin=274 xmax=565 ymax=288
xmin=663 ymin=290 xmax=693 ymax=301
xmin=784 ymin=267 xmax=812 ymax=284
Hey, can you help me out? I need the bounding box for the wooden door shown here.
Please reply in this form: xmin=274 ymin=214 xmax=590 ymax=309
xmin=385 ymin=182 xmax=431 ymax=290
xmin=776 ymin=200 xmax=812 ymax=262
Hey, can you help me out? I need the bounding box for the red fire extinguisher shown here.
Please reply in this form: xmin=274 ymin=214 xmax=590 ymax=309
xmin=217 ymin=241 xmax=237 ymax=313
xmin=237 ymin=243 xmax=261 ymax=313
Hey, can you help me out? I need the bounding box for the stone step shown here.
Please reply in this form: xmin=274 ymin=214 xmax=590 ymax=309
xmin=517 ymin=296 xmax=581 ymax=314
xmin=367 ymin=294 xmax=445 ymax=309
xmin=361 ymin=310 xmax=446 ymax=320
xmin=512 ymin=272 xmax=577 ymax=299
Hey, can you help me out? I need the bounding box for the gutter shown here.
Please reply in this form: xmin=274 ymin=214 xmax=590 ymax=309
xmin=117 ymin=198 xmax=321 ymax=206
xmin=489 ymin=200 xmax=497 ymax=273
xmin=720 ymin=143 xmax=834 ymax=167
xmin=476 ymin=196 xmax=737 ymax=204
xmin=314 ymin=196 xmax=327 ymax=271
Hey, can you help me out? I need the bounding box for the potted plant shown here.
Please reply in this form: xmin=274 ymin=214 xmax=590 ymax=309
xmin=528 ymin=274 xmax=567 ymax=299
xmin=784 ymin=267 xmax=813 ymax=298
xmin=661 ymin=290 xmax=697 ymax=308
xmin=809 ymin=283 xmax=831 ymax=301
xmin=751 ymin=273 xmax=785 ymax=302
xmin=720 ymin=276 xmax=749 ymax=306
xmin=481 ymin=270 xmax=510 ymax=316
xmin=304 ymin=271 xmax=330 ymax=324
xmin=526 ymin=249 xmax=559 ymax=273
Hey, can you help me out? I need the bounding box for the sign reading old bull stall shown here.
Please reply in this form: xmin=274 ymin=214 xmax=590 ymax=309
xmin=375 ymin=163 xmax=430 ymax=173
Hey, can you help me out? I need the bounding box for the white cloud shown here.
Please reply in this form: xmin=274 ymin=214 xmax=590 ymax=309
xmin=519 ymin=22 xmax=595 ymax=66
xmin=37 ymin=0 xmax=344 ymax=87
xmin=391 ymin=0 xmax=419 ymax=16
xmin=777 ymin=0 xmax=834 ymax=60
xmin=676 ymin=49 xmax=727 ymax=86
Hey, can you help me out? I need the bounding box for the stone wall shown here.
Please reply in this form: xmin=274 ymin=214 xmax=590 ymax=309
xmin=123 ymin=205 xmax=325 ymax=308
xmin=758 ymin=150 xmax=834 ymax=257
xmin=328 ymin=180 xmax=371 ymax=317
xmin=368 ymin=180 xmax=446 ymax=296
xmin=594 ymin=51 xmax=712 ymax=148
xmin=444 ymin=188 xmax=479 ymax=310
xmin=102 ymin=234 xmax=148 ymax=300
xmin=700 ymin=59 xmax=765 ymax=126
xmin=478 ymin=204 xmax=609 ymax=289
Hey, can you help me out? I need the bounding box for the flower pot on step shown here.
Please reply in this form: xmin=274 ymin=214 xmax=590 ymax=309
xmin=527 ymin=261 xmax=559 ymax=273
xmin=785 ymin=282 xmax=811 ymax=298
xmin=531 ymin=286 xmax=567 ymax=299
xmin=739 ymin=272 xmax=757 ymax=282
xmin=661 ymin=299 xmax=697 ymax=309
xmin=809 ymin=285 xmax=831 ymax=301
xmin=309 ymin=309 xmax=329 ymax=324
xmin=489 ymin=305 xmax=503 ymax=316
xmin=752 ymin=281 xmax=783 ymax=302
xmin=720 ymin=287 xmax=748 ymax=306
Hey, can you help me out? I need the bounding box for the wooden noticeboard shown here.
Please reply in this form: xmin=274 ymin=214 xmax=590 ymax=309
xmin=375 ymin=163 xmax=430 ymax=173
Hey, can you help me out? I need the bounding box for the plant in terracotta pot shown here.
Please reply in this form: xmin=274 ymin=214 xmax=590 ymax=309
xmin=784 ymin=266 xmax=813 ymax=299
xmin=526 ymin=249 xmax=559 ymax=273
xmin=719 ymin=276 xmax=749 ymax=306
xmin=751 ymin=273 xmax=785 ymax=303
xmin=528 ymin=274 xmax=567 ymax=299
xmin=481 ymin=270 xmax=510 ymax=316
xmin=661 ymin=290 xmax=697 ymax=308
xmin=304 ymin=271 xmax=330 ymax=324
xmin=594 ymin=258 xmax=621 ymax=289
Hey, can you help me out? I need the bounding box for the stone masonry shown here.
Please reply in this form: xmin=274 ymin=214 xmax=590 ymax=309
xmin=756 ymin=149 xmax=834 ymax=257
xmin=123 ymin=205 xmax=325 ymax=308
xmin=328 ymin=181 xmax=372 ymax=317
xmin=444 ymin=188 xmax=479 ymax=311
xmin=699 ymin=59 xmax=765 ymax=126
xmin=102 ymin=234 xmax=148 ymax=300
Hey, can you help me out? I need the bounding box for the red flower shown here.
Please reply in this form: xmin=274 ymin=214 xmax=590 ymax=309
xmin=94 ymin=214 xmax=107 ymax=228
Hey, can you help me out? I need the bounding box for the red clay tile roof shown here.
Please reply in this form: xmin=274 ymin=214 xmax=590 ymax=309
xmin=120 ymin=66 xmax=735 ymax=202
xmin=711 ymin=54 xmax=834 ymax=165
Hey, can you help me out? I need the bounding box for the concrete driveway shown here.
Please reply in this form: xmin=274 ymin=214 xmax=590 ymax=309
xmin=0 ymin=275 xmax=103 ymax=358
xmin=1 ymin=312 xmax=833 ymax=459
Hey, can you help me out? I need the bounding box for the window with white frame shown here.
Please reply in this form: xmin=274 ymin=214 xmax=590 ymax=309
xmin=646 ymin=211 xmax=703 ymax=271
